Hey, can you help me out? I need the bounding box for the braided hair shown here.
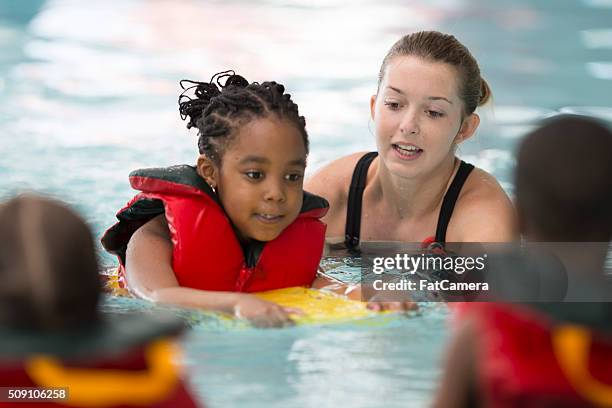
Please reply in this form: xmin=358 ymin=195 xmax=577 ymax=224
xmin=178 ymin=70 xmax=308 ymax=165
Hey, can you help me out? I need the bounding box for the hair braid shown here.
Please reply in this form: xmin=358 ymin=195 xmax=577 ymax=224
xmin=178 ymin=71 xmax=308 ymax=165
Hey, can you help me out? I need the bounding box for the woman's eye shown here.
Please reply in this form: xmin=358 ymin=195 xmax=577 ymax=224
xmin=285 ymin=173 xmax=303 ymax=182
xmin=384 ymin=101 xmax=401 ymax=110
xmin=245 ymin=171 xmax=263 ymax=180
xmin=427 ymin=110 xmax=444 ymax=118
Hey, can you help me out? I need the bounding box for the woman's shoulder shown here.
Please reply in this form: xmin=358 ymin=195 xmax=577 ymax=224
xmin=461 ymin=166 xmax=508 ymax=200
xmin=449 ymin=165 xmax=517 ymax=242
xmin=305 ymin=152 xmax=372 ymax=231
xmin=305 ymin=151 xmax=371 ymax=197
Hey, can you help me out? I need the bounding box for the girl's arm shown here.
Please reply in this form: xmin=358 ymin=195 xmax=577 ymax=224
xmin=125 ymin=214 xmax=299 ymax=327
xmin=432 ymin=317 xmax=480 ymax=408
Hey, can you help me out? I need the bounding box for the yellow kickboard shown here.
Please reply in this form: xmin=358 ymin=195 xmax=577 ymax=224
xmin=254 ymin=287 xmax=377 ymax=324
xmin=102 ymin=270 xmax=381 ymax=325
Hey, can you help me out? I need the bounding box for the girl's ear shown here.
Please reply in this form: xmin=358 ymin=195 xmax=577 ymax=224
xmin=196 ymin=154 xmax=219 ymax=189
xmin=454 ymin=113 xmax=480 ymax=144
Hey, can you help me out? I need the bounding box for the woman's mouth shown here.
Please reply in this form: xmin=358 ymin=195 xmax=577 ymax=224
xmin=392 ymin=143 xmax=423 ymax=161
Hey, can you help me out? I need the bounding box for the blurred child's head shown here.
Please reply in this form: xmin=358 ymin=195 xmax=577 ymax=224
xmin=0 ymin=195 xmax=100 ymax=331
xmin=515 ymin=115 xmax=612 ymax=242
xmin=178 ymin=71 xmax=309 ymax=242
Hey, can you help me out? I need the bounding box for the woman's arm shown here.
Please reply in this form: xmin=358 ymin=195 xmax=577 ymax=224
xmin=125 ymin=215 xmax=299 ymax=327
xmin=312 ymin=273 xmax=417 ymax=311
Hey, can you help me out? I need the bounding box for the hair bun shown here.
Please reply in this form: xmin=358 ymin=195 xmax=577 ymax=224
xmin=178 ymin=71 xmax=250 ymax=129
xmin=224 ymin=74 xmax=249 ymax=88
xmin=178 ymin=79 xmax=221 ymax=129
xmin=479 ymin=77 xmax=492 ymax=106
xmin=194 ymin=82 xmax=221 ymax=99
xmin=211 ymin=70 xmax=249 ymax=89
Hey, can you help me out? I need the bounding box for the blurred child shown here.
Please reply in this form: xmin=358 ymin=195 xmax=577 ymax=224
xmin=0 ymin=195 xmax=200 ymax=408
xmin=434 ymin=115 xmax=612 ymax=407
xmin=102 ymin=72 xmax=330 ymax=327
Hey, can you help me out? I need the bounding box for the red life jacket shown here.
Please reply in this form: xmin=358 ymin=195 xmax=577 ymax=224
xmin=102 ymin=165 xmax=328 ymax=293
xmin=0 ymin=314 xmax=200 ymax=408
xmin=474 ymin=303 xmax=612 ymax=408
xmin=0 ymin=342 xmax=198 ymax=408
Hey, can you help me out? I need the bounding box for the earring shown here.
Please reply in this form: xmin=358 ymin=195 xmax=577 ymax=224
xmin=206 ymin=179 xmax=216 ymax=193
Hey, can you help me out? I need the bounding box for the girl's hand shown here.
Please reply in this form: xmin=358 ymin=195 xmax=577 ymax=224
xmin=233 ymin=294 xmax=303 ymax=328
xmin=366 ymin=300 xmax=418 ymax=312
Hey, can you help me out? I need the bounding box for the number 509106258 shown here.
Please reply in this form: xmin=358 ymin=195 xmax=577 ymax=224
xmin=1 ymin=387 xmax=68 ymax=402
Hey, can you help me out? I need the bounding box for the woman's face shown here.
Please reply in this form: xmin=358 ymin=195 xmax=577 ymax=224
xmin=371 ymin=55 xmax=478 ymax=179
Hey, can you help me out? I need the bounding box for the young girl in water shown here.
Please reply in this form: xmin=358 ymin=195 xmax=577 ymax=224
xmin=306 ymin=31 xmax=516 ymax=247
xmin=103 ymin=72 xmax=330 ymax=327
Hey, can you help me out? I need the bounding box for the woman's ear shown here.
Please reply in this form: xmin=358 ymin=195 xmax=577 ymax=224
xmin=454 ymin=113 xmax=480 ymax=144
xmin=196 ymin=154 xmax=219 ymax=189
xmin=370 ymin=94 xmax=377 ymax=121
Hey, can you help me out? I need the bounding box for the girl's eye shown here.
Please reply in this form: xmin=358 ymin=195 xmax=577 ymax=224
xmin=245 ymin=171 xmax=263 ymax=180
xmin=285 ymin=173 xmax=303 ymax=182
xmin=426 ymin=110 xmax=444 ymax=118
xmin=384 ymin=101 xmax=401 ymax=110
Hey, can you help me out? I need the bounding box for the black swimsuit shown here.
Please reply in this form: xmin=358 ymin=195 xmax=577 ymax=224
xmin=344 ymin=152 xmax=475 ymax=249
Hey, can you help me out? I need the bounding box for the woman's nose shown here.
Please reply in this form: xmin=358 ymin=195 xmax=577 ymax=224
xmin=399 ymin=109 xmax=420 ymax=135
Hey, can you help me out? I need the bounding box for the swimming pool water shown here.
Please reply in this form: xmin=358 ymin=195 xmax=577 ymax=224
xmin=1 ymin=0 xmax=611 ymax=406
xmin=100 ymin=271 xmax=450 ymax=408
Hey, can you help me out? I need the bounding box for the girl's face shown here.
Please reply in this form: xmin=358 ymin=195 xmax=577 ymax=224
xmin=199 ymin=117 xmax=306 ymax=242
xmin=371 ymin=56 xmax=479 ymax=178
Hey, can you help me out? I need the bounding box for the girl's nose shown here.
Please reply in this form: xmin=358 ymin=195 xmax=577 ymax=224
xmin=263 ymin=179 xmax=286 ymax=202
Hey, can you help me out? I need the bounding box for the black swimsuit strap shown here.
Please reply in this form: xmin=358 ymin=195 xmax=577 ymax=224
xmin=344 ymin=152 xmax=378 ymax=249
xmin=434 ymin=160 xmax=475 ymax=244
xmin=344 ymin=153 xmax=474 ymax=249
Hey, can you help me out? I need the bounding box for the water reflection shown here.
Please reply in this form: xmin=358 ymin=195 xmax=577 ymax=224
xmin=181 ymin=303 xmax=448 ymax=408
